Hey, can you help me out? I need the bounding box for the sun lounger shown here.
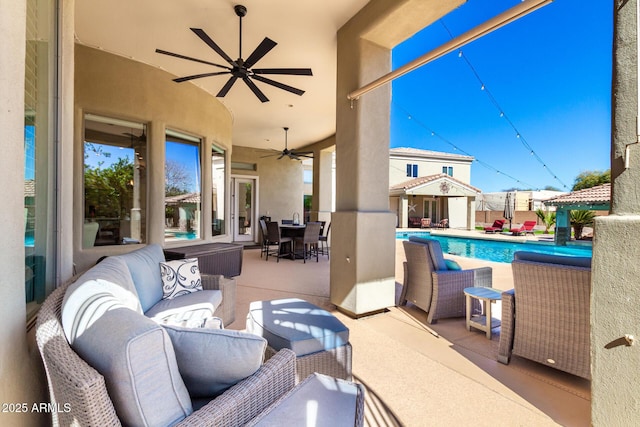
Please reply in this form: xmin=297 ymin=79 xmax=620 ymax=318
xmin=510 ymin=220 xmax=536 ymax=236
xmin=484 ymin=220 xmax=505 ymax=233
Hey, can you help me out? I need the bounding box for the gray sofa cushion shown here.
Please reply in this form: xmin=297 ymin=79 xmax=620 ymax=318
xmin=513 ymin=251 xmax=592 ymax=268
xmin=61 ymin=258 xmax=143 ymax=344
xmin=163 ymin=325 xmax=267 ymax=397
xmin=116 ymin=244 xmax=165 ymax=312
xmin=145 ymin=289 xmax=223 ymax=327
xmin=246 ymin=298 xmax=349 ymax=357
xmin=72 ymin=308 xmax=193 ymax=426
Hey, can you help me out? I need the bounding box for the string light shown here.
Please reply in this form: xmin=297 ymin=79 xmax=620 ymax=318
xmin=393 ymin=101 xmax=537 ymax=189
xmin=439 ymin=20 xmax=569 ymax=190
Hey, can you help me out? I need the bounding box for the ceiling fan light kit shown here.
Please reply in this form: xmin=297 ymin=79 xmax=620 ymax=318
xmin=156 ymin=4 xmax=312 ymax=103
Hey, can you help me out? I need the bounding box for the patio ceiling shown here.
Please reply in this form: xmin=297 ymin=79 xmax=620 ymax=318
xmin=75 ymin=0 xmax=370 ymax=152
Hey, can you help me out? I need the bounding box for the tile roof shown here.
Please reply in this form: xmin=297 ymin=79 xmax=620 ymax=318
xmin=544 ymin=183 xmax=610 ymax=206
xmin=390 ymin=173 xmax=481 ymax=193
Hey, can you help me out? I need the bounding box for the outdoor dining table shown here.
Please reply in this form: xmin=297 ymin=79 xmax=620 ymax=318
xmin=279 ymin=223 xmax=306 ymax=238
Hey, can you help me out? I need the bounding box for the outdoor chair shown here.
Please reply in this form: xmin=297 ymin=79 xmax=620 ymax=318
xmin=266 ymin=221 xmax=293 ymax=262
xmin=498 ymin=251 xmax=592 ymax=379
xmin=484 ymin=219 xmax=505 ymax=233
xmin=35 ymin=280 xmax=298 ymax=426
xmin=510 ymin=220 xmax=537 ymax=236
xmin=294 ymin=222 xmax=322 ymax=263
xmin=399 ymin=237 xmax=493 ymax=324
xmin=319 ymin=222 xmax=331 ymax=259
xmin=259 ymin=219 xmax=269 ymax=258
xmin=436 ymin=218 xmax=449 ymax=228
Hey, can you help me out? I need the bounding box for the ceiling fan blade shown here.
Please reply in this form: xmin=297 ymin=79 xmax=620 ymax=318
xmin=155 ymin=49 xmax=231 ymax=70
xmin=242 ymin=77 xmax=269 ymax=102
xmin=292 ymin=153 xmax=313 ymax=159
xmin=244 ymin=38 xmax=277 ymax=69
xmin=190 ymin=28 xmax=236 ymax=66
xmin=174 ymin=71 xmax=230 ymax=83
xmin=252 ymin=68 xmax=313 ymax=76
xmin=217 ymin=76 xmax=239 ymax=97
xmin=252 ymin=75 xmax=305 ymax=96
xmin=277 ymin=153 xmax=286 ymax=160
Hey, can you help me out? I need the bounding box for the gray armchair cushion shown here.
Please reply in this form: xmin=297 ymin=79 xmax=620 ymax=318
xmin=116 ymin=244 xmax=165 ymax=312
xmin=145 ymin=289 xmax=222 ymax=327
xmin=71 ymin=308 xmax=193 ymax=426
xmin=163 ymin=325 xmax=267 ymax=398
xmin=408 ymin=236 xmax=447 ymax=271
xmin=61 ymin=275 xmax=142 ymax=345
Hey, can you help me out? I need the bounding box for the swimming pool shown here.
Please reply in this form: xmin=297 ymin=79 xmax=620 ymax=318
xmin=396 ymin=231 xmax=592 ymax=263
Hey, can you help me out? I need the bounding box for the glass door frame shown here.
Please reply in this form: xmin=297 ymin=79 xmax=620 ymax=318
xmin=231 ymin=175 xmax=259 ymax=242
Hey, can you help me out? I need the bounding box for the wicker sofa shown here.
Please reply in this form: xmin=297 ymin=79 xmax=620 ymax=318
xmin=399 ymin=237 xmax=493 ymax=324
xmin=497 ymin=251 xmax=592 ymax=379
xmin=36 ymin=244 xmax=299 ymax=426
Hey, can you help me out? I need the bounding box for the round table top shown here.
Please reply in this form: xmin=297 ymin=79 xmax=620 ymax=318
xmin=463 ymin=286 xmax=502 ymax=300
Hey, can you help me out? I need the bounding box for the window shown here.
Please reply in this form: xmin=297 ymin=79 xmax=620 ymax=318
xmin=212 ymin=145 xmax=226 ymax=236
xmin=83 ymin=115 xmax=147 ymax=246
xmin=442 ymin=166 xmax=453 ymax=176
xmin=406 ymin=164 xmax=418 ymax=177
xmin=24 ymin=0 xmax=57 ymax=312
xmin=165 ymin=130 xmax=201 ymax=242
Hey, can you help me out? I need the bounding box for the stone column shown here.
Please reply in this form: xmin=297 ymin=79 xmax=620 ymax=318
xmin=554 ymin=207 xmax=571 ymax=246
xmin=592 ymin=1 xmax=640 ymax=424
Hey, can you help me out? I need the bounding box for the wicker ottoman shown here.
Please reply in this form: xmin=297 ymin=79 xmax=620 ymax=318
xmin=246 ymin=373 xmax=364 ymax=427
xmin=246 ymin=298 xmax=352 ymax=382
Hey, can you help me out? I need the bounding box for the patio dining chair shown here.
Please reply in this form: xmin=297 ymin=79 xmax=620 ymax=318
xmin=266 ymin=221 xmax=293 ymax=262
xmin=319 ymin=222 xmax=331 ymax=259
xmin=259 ymin=219 xmax=269 ymax=258
xmin=294 ymin=222 xmax=322 ymax=263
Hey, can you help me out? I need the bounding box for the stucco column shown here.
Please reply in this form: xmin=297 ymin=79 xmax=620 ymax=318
xmin=312 ymin=148 xmax=334 ymax=225
xmin=591 ymin=1 xmax=640 ymax=424
xmin=400 ymin=195 xmax=409 ymax=228
xmin=331 ymin=32 xmax=396 ymax=316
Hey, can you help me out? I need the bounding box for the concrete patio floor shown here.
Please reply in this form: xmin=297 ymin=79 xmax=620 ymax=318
xmin=226 ymin=234 xmax=590 ymax=426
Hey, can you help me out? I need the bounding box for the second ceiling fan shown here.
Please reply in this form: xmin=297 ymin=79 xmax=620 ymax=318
xmin=261 ymin=127 xmax=313 ymax=160
xmin=156 ymin=4 xmax=312 ymax=103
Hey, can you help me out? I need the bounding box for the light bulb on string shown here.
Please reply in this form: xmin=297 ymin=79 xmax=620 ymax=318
xmin=480 ymin=84 xmax=485 ymax=90
xmin=458 ymin=50 xmax=463 ymax=58
xmin=516 ymin=133 xmax=520 ymax=138
xmin=499 ymin=112 xmax=504 ymax=117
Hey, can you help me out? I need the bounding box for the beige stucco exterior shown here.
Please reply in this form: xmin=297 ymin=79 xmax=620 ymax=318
xmin=591 ymin=1 xmax=640 ymax=424
xmin=73 ymin=45 xmax=234 ymax=272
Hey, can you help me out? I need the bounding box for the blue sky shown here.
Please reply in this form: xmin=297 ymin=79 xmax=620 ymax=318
xmin=391 ymin=0 xmax=612 ymax=192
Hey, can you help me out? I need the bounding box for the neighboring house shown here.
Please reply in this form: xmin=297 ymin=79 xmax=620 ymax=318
xmin=389 ymin=148 xmax=478 ymax=229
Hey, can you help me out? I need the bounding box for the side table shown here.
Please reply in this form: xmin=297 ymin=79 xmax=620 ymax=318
xmin=464 ymin=286 xmax=502 ymax=339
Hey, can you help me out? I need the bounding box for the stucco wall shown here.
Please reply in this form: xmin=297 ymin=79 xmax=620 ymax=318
xmin=74 ymin=45 xmax=233 ymax=271
xmin=231 ymin=146 xmax=304 ymax=227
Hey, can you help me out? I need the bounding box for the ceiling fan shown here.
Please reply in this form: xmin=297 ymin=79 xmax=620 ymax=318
xmin=261 ymin=127 xmax=313 ymax=160
xmin=155 ymin=4 xmax=312 ymax=103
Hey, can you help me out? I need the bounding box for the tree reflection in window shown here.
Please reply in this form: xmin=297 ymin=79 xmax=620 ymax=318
xmin=83 ymin=114 xmax=147 ymax=246
xmin=165 ymin=130 xmax=201 ymax=241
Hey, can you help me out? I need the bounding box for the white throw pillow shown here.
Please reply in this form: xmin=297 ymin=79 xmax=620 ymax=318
xmin=160 ymin=258 xmax=203 ymax=300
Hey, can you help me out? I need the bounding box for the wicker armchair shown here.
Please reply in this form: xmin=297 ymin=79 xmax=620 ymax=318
xmin=399 ymin=237 xmax=492 ymax=324
xmin=498 ymin=251 xmax=592 ymax=379
xmin=36 ymin=281 xmax=297 ymax=427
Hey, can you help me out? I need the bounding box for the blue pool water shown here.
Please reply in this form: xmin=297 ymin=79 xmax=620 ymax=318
xmin=396 ymin=231 xmax=592 ymax=263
